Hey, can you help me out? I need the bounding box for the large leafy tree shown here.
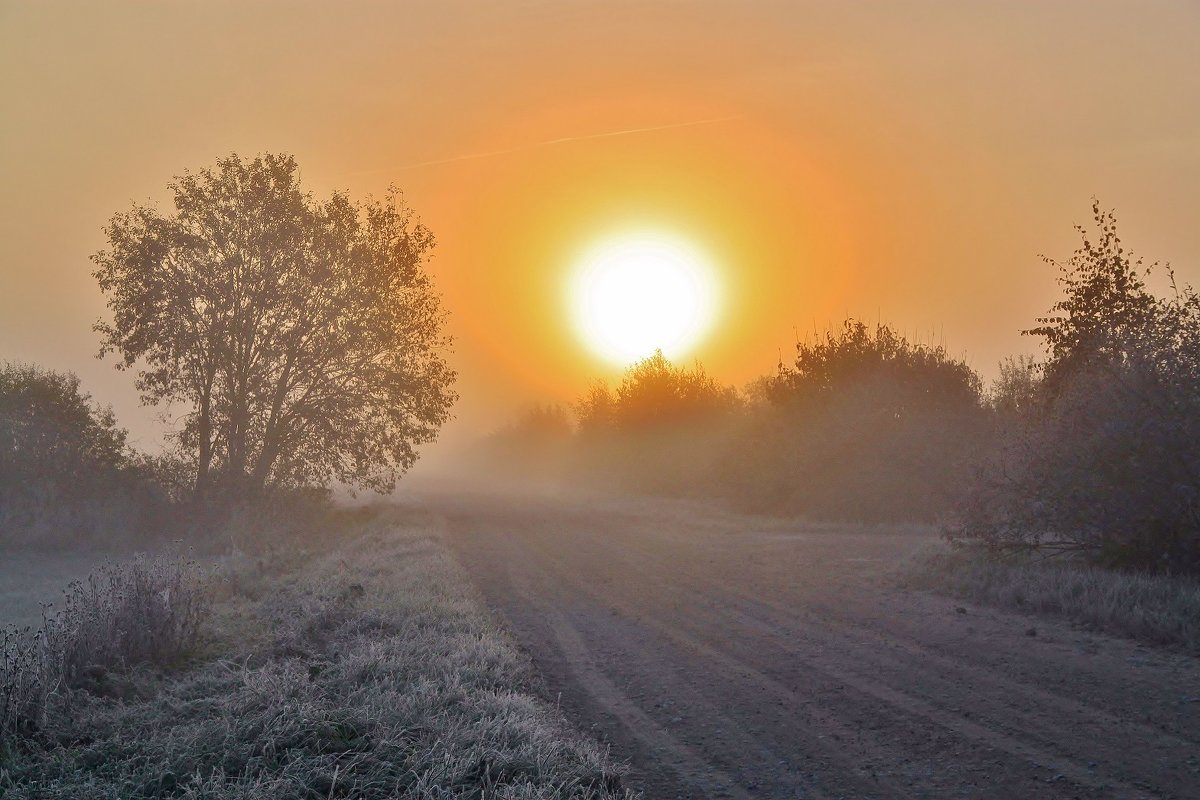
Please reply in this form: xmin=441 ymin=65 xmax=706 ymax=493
xmin=728 ymin=321 xmax=986 ymax=521
xmin=92 ymin=153 xmax=456 ymax=496
xmin=953 ymin=205 xmax=1200 ymax=572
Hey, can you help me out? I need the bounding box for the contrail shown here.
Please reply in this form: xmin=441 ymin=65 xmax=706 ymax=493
xmin=382 ymin=115 xmax=741 ymax=173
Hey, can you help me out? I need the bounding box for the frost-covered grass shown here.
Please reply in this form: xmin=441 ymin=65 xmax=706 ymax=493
xmin=906 ymin=544 xmax=1200 ymax=653
xmin=0 ymin=506 xmax=635 ymax=799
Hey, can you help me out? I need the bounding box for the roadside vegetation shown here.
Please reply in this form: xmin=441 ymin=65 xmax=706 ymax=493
xmin=1 ymin=507 xmax=635 ymax=798
xmin=1 ymin=553 xmax=206 ymax=748
xmin=949 ymin=205 xmax=1200 ymax=573
xmin=904 ymin=547 xmax=1200 ymax=653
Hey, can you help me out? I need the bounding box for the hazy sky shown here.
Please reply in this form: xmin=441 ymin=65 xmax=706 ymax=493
xmin=3 ymin=1 xmax=1199 ymax=459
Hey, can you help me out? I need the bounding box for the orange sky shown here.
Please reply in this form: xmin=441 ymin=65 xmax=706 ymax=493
xmin=3 ymin=1 xmax=1200 ymax=460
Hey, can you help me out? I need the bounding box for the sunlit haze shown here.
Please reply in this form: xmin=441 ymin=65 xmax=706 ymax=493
xmin=4 ymin=6 xmax=1200 ymax=797
xmin=3 ymin=1 xmax=1200 ymax=460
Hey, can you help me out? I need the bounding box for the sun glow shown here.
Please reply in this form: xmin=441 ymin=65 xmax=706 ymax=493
xmin=569 ymin=232 xmax=719 ymax=365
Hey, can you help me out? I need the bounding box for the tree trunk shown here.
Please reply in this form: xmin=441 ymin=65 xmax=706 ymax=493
xmin=194 ymin=389 xmax=213 ymax=497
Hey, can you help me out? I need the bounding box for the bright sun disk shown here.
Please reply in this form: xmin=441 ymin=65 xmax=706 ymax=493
xmin=569 ymin=232 xmax=719 ymax=364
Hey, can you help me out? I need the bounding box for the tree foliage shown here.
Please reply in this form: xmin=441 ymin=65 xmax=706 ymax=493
xmin=575 ymin=350 xmax=738 ymax=433
xmin=953 ymin=205 xmax=1200 ymax=573
xmin=988 ymin=355 xmax=1041 ymax=415
xmin=0 ymin=363 xmax=127 ymax=483
xmin=765 ymin=320 xmax=983 ymax=414
xmin=0 ymin=363 xmax=159 ymax=543
xmin=725 ymin=321 xmax=987 ymax=521
xmin=92 ymin=153 xmax=456 ymax=496
xmin=567 ymin=351 xmax=739 ymax=493
xmin=1024 ymin=201 xmax=1161 ymax=390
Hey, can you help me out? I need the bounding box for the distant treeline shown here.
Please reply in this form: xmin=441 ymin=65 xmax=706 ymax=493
xmin=472 ymin=203 xmax=1200 ymax=575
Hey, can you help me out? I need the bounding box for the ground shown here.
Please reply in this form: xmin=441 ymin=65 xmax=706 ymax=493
xmin=4 ymin=491 xmax=1198 ymax=799
xmin=426 ymin=488 xmax=1200 ymax=799
xmin=0 ymin=507 xmax=634 ymax=799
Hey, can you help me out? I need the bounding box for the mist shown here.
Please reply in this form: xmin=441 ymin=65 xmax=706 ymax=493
xmin=4 ymin=3 xmax=1200 ymax=798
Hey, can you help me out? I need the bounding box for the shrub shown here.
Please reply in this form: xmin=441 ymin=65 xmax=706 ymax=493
xmin=953 ymin=355 xmax=1200 ymax=571
xmin=0 ymin=555 xmax=207 ymax=747
xmin=721 ymin=321 xmax=988 ymax=520
xmin=950 ymin=205 xmax=1200 ymax=573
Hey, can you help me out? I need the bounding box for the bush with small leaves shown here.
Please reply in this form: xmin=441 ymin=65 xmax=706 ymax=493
xmin=950 ymin=204 xmax=1200 ymax=574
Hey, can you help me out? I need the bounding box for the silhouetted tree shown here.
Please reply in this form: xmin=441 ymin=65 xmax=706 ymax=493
xmin=1025 ymin=201 xmax=1160 ymax=391
xmin=0 ymin=364 xmax=127 ymax=486
xmin=570 ymin=351 xmax=739 ymax=493
xmin=726 ymin=320 xmax=987 ymax=521
xmin=766 ymin=320 xmax=983 ymax=414
xmin=573 ymin=381 xmax=616 ymax=438
xmin=953 ymin=205 xmax=1200 ymax=573
xmin=576 ymin=350 xmax=737 ymax=433
xmin=93 ymin=153 xmax=456 ymax=497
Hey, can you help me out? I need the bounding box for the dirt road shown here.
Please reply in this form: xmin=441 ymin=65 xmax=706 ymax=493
xmin=431 ymin=490 xmax=1200 ymax=799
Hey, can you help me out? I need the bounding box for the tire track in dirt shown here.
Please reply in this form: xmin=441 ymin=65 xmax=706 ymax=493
xmin=523 ymin=523 xmax=1158 ymax=799
xmin=575 ymin=503 xmax=1200 ymax=757
xmin=498 ymin=547 xmax=758 ymax=799
xmin=517 ymin=522 xmax=974 ymax=796
xmin=574 ymin=521 xmax=1200 ymax=792
xmin=634 ymin=526 xmax=1198 ymax=796
xmin=463 ymin=508 xmax=992 ymax=797
xmin=436 ymin=491 xmax=1200 ymax=799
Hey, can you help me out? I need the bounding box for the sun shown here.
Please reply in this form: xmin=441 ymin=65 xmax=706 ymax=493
xmin=568 ymin=231 xmax=719 ymax=365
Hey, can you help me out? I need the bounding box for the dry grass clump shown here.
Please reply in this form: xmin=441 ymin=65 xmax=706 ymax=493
xmin=1 ymin=508 xmax=635 ymax=799
xmin=1 ymin=554 xmax=206 ymax=748
xmin=906 ymin=546 xmax=1200 ymax=652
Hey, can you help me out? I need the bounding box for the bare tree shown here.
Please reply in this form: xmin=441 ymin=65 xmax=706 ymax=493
xmin=93 ymin=153 xmax=456 ymax=497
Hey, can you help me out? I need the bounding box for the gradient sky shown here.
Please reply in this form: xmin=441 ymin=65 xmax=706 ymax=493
xmin=3 ymin=1 xmax=1199 ymax=460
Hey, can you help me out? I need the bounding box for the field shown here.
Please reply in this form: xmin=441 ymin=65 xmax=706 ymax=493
xmin=431 ymin=489 xmax=1200 ymax=799
xmin=0 ymin=505 xmax=634 ymax=799
xmin=5 ymin=490 xmax=1200 ymax=799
